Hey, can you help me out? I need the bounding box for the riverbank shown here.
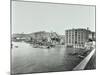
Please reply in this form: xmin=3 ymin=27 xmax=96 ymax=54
xmin=11 ymin=42 xmax=93 ymax=74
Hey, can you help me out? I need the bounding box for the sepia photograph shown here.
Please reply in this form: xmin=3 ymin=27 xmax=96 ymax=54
xmin=11 ymin=0 xmax=96 ymax=75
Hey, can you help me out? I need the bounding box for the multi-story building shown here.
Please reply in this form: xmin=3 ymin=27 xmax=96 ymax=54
xmin=88 ymin=32 xmax=96 ymax=41
xmin=65 ymin=28 xmax=94 ymax=48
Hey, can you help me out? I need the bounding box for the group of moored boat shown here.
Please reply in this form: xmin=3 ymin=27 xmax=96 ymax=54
xmin=32 ymin=44 xmax=55 ymax=49
xmin=11 ymin=42 xmax=55 ymax=49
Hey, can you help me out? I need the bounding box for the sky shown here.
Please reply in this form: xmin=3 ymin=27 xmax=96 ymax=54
xmin=12 ymin=1 xmax=95 ymax=35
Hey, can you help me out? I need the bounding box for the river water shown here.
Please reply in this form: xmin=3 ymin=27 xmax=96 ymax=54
xmin=11 ymin=42 xmax=80 ymax=74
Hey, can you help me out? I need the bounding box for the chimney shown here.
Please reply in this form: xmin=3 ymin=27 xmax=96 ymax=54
xmin=87 ymin=27 xmax=89 ymax=30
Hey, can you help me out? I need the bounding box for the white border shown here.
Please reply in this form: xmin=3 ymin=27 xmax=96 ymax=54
xmin=0 ymin=0 xmax=99 ymax=75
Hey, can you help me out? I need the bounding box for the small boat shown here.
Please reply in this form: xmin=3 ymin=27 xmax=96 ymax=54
xmin=47 ymin=46 xmax=50 ymax=49
xmin=78 ymin=55 xmax=84 ymax=59
xmin=15 ymin=46 xmax=18 ymax=48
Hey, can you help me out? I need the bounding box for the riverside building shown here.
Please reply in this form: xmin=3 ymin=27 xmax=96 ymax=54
xmin=65 ymin=28 xmax=94 ymax=48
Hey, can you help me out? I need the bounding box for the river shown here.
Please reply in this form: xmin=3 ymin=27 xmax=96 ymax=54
xmin=11 ymin=42 xmax=81 ymax=74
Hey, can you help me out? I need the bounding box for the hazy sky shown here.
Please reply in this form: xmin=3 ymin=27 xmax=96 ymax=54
xmin=12 ymin=1 xmax=95 ymax=35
